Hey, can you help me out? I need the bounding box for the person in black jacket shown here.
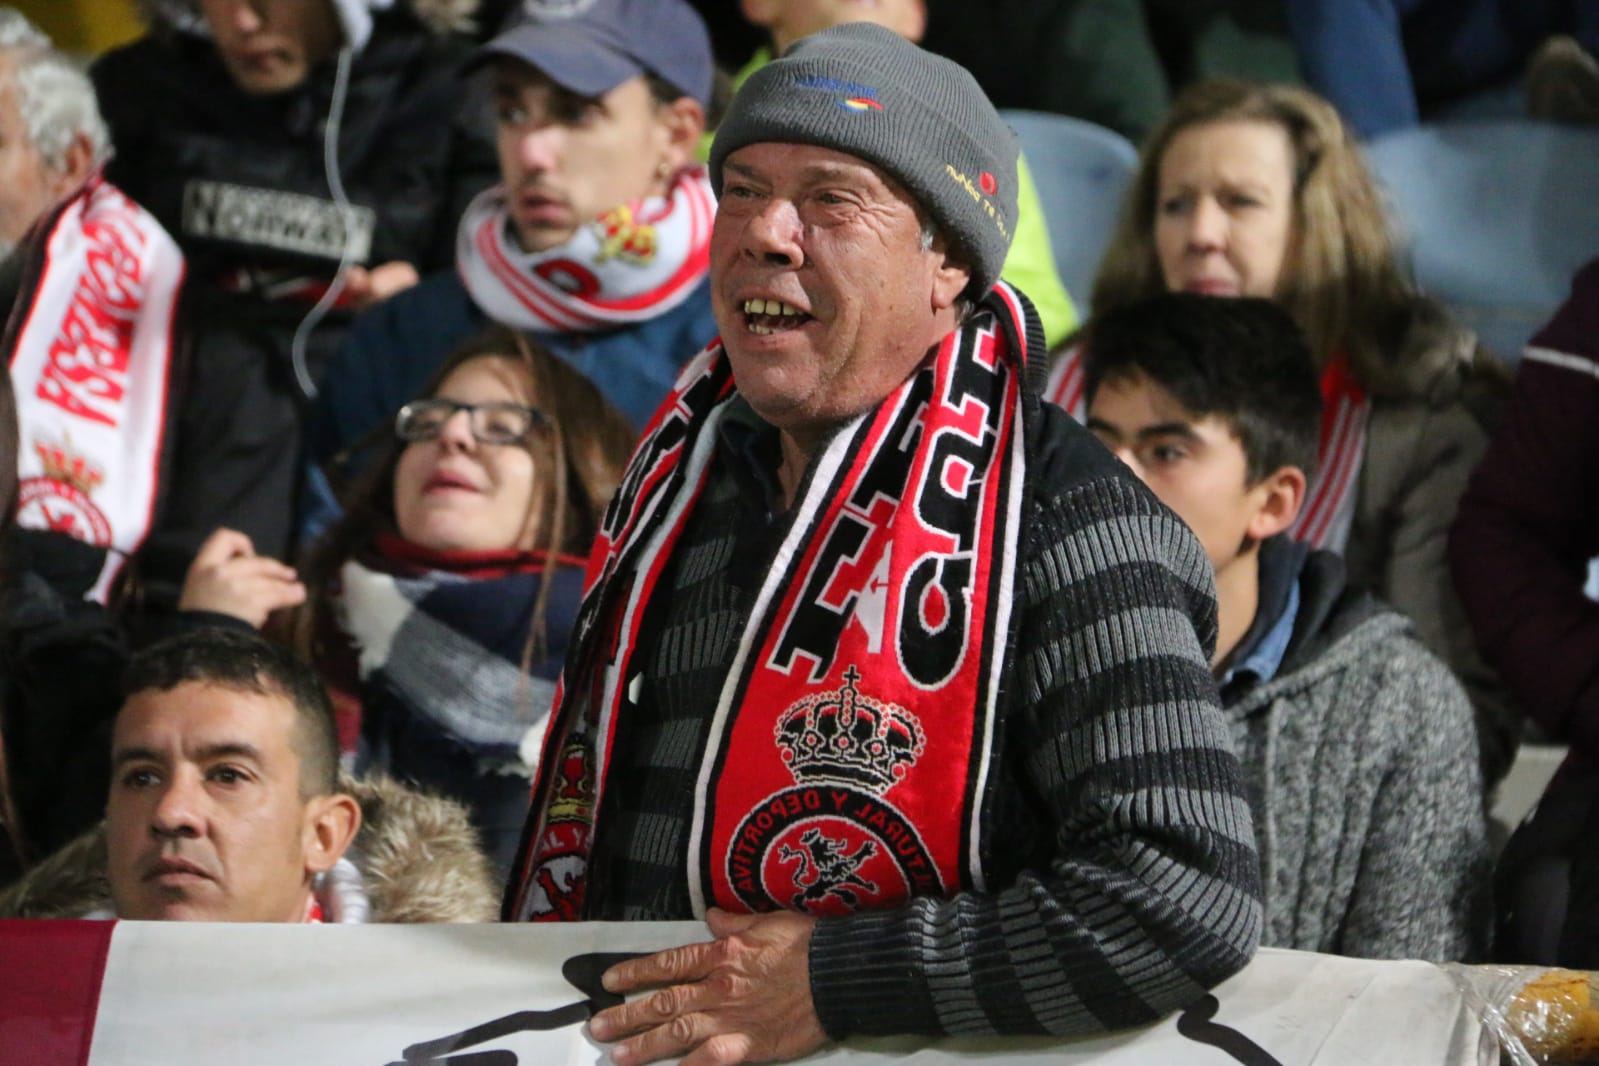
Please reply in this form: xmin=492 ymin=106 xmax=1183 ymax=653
xmin=89 ymin=0 xmax=498 ymax=585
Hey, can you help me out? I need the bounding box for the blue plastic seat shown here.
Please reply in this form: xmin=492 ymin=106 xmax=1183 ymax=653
xmin=1365 ymin=120 xmax=1599 ymax=364
xmin=1001 ymin=110 xmax=1140 ymax=310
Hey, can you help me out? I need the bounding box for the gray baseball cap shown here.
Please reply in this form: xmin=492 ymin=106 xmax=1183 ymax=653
xmin=474 ymin=0 xmax=714 ymax=108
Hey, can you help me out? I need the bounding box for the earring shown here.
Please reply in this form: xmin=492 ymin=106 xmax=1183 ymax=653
xmin=656 ymin=161 xmax=674 ymax=181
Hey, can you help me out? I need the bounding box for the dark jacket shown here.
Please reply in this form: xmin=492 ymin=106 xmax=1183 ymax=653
xmin=92 ymin=0 xmax=493 ymax=290
xmin=316 ymin=269 xmax=716 ymax=444
xmin=88 ymin=0 xmax=497 ymax=572
xmin=518 ymin=300 xmax=1262 ymax=1039
xmin=1450 ymin=258 xmax=1599 ymax=765
xmin=0 ymin=530 xmax=127 ymax=878
xmin=0 ymin=527 xmax=255 ymax=881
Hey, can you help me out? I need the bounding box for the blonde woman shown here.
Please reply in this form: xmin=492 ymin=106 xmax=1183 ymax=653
xmin=1047 ymin=79 xmax=1513 ymax=784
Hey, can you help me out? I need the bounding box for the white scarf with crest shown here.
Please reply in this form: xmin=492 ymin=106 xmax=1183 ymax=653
xmin=456 ymin=166 xmax=714 ymax=334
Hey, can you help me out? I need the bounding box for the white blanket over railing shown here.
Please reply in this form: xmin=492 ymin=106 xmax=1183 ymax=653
xmin=1 ymin=920 xmax=1503 ymax=1065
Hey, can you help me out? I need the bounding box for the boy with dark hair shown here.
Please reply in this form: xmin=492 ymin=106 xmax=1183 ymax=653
xmin=1085 ymin=291 xmax=1490 ymax=962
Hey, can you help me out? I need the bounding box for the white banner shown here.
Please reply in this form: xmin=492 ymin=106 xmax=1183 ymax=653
xmin=0 ymin=921 xmax=1496 ymax=1065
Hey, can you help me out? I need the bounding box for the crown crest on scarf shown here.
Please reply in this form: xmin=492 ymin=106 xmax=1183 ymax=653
xmin=35 ymin=439 xmax=104 ymax=495
xmin=547 ymin=738 xmax=594 ymax=822
xmin=775 ymin=665 xmax=924 ymax=793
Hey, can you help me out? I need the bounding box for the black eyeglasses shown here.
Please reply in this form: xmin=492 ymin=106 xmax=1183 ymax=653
xmin=395 ymin=399 xmax=548 ymax=445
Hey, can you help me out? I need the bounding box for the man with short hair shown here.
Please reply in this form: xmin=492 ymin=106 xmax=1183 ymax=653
xmin=507 ymin=25 xmax=1261 ymax=1064
xmin=0 ymin=628 xmax=499 ymax=922
xmin=107 ymin=628 xmax=361 ymax=923
xmin=1084 ymin=292 xmax=1488 ymax=961
xmin=307 ymin=0 xmax=721 ymax=529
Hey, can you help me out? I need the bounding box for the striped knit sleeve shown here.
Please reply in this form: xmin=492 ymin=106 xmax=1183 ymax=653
xmin=808 ymin=474 xmax=1263 ymax=1037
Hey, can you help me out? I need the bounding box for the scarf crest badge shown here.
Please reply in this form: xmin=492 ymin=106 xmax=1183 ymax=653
xmin=456 ymin=166 xmax=714 ymax=335
xmin=731 ymin=664 xmax=939 ymax=913
xmin=509 ymin=282 xmax=1040 ymax=922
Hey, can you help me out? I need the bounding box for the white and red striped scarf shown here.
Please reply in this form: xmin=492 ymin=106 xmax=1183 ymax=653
xmin=507 ymin=284 xmax=1036 ymax=922
xmin=1285 ymin=355 xmax=1368 ymax=551
xmin=1045 ymin=342 xmax=1369 ymax=552
xmin=5 ymin=175 xmax=185 ymax=603
xmin=455 ymin=166 xmax=713 ymax=335
xmin=1043 ymin=339 xmax=1089 ymax=416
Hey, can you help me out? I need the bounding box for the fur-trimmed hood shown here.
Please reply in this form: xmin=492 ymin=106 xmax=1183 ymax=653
xmin=0 ymin=775 xmax=500 ymax=923
xmin=1350 ymin=296 xmax=1507 ymax=404
xmin=138 ymin=0 xmax=479 ymax=49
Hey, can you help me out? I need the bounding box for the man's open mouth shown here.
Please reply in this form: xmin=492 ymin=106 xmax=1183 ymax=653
xmin=741 ymin=298 xmax=812 ymax=335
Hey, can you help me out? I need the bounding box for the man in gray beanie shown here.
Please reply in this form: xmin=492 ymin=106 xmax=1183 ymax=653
xmin=508 ymin=22 xmax=1261 ymax=1064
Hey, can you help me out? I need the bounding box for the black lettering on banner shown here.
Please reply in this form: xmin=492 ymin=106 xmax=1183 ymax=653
xmin=1176 ymin=994 xmax=1286 ymax=1066
xmin=383 ymin=952 xmax=644 ymax=1065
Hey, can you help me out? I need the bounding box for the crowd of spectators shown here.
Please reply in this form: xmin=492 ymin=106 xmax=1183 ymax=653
xmin=0 ymin=0 xmax=1596 ymax=1060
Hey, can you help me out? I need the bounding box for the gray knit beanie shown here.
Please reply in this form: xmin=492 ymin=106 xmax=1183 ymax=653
xmin=709 ymin=22 xmax=1019 ymax=298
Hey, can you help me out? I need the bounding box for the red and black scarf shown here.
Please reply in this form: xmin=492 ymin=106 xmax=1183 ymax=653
xmin=508 ymin=283 xmax=1038 ymax=921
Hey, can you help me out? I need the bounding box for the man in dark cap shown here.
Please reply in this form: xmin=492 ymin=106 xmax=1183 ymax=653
xmin=507 ymin=23 xmax=1262 ymax=1064
xmin=308 ymin=0 xmax=721 ymax=529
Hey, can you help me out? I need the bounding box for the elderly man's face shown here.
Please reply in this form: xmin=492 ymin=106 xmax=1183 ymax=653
xmin=711 ymin=142 xmax=968 ymax=441
xmin=106 ymin=680 xmax=335 ymax=922
xmin=0 ymin=56 xmax=76 ymax=257
xmin=198 ymin=0 xmax=342 ymax=95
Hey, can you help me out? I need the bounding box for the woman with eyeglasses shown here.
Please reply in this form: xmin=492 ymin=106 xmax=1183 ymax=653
xmin=181 ymin=326 xmax=636 ymax=875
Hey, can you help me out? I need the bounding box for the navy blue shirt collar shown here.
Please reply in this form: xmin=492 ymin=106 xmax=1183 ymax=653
xmin=1219 ymin=536 xmax=1309 ymax=691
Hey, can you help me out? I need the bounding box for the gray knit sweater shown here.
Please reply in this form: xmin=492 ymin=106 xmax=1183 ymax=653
xmin=1226 ymin=543 xmax=1490 ymax=961
xmin=592 ymin=400 xmax=1264 ymax=1037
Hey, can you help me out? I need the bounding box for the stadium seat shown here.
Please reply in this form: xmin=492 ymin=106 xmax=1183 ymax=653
xmin=1002 ymin=110 xmax=1140 ymax=309
xmin=1365 ymin=120 xmax=1599 ymax=365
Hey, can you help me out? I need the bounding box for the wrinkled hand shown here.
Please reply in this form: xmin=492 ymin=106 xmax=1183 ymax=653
xmin=178 ymin=528 xmax=306 ymax=629
xmin=589 ymin=908 xmax=828 ymax=1066
xmin=343 ymin=260 xmax=420 ymax=311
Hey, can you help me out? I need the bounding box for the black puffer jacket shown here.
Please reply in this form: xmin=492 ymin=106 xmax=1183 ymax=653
xmin=0 ymin=530 xmax=127 ymax=882
xmin=0 ymin=527 xmax=258 ymax=886
xmin=86 ymin=0 xmax=497 ymax=573
xmin=91 ymin=0 xmax=494 ymax=287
